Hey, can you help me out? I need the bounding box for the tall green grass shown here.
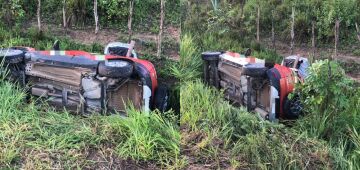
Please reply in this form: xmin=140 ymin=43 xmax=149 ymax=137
xmin=170 ymin=34 xmax=202 ymax=82
xmin=0 ymin=81 xmax=180 ymax=168
xmin=180 ymin=81 xmax=332 ymax=169
xmin=0 ymin=73 xmax=179 ymax=168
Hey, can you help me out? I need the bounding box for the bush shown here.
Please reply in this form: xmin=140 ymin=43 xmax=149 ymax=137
xmin=294 ymin=59 xmax=360 ymax=169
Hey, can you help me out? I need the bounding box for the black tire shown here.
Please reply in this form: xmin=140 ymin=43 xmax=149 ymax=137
xmin=201 ymin=51 xmax=222 ymax=61
xmin=154 ymin=85 xmax=169 ymax=112
xmin=283 ymin=95 xmax=303 ymax=119
xmin=10 ymin=47 xmax=30 ymax=52
xmin=0 ymin=49 xmax=25 ymax=64
xmin=98 ymin=60 xmax=134 ymax=78
xmin=243 ymin=63 xmax=268 ymax=78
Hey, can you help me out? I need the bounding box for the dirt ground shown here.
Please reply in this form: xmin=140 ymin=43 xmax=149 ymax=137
xmin=31 ymin=22 xmax=180 ymax=60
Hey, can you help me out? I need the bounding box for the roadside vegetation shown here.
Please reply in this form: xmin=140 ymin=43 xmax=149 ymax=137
xmin=179 ymin=41 xmax=360 ymax=169
xmin=0 ymin=28 xmax=181 ymax=168
xmin=0 ymin=22 xmax=182 ymax=170
xmin=0 ymin=1 xmax=181 ymax=169
xmin=0 ymin=79 xmax=179 ymax=169
xmin=179 ymin=1 xmax=360 ymax=166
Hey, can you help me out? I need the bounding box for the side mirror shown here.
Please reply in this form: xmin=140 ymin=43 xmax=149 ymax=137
xmin=244 ymin=48 xmax=252 ymax=57
xmin=53 ymin=40 xmax=60 ymax=50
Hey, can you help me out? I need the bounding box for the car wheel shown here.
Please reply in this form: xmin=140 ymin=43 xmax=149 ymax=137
xmin=201 ymin=51 xmax=222 ymax=61
xmin=243 ymin=63 xmax=268 ymax=78
xmin=98 ymin=60 xmax=134 ymax=78
xmin=154 ymin=84 xmax=169 ymax=112
xmin=0 ymin=49 xmax=25 ymax=64
xmin=283 ymin=95 xmax=303 ymax=119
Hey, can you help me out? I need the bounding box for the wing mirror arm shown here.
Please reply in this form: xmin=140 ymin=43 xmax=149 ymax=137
xmin=126 ymin=40 xmax=135 ymax=57
xmin=53 ymin=40 xmax=60 ymax=51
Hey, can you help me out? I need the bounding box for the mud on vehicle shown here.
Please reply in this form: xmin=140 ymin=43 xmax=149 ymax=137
xmin=0 ymin=41 xmax=169 ymax=115
xmin=202 ymin=51 xmax=309 ymax=121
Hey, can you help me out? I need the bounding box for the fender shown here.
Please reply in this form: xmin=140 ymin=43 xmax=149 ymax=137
xmin=267 ymin=64 xmax=295 ymax=118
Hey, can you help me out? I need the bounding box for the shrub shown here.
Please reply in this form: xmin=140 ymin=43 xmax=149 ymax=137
xmin=294 ymin=59 xmax=360 ymax=169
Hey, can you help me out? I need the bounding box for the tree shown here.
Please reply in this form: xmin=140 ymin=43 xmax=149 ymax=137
xmin=37 ymin=0 xmax=41 ymax=32
xmin=94 ymin=0 xmax=99 ymax=34
xmin=312 ymin=20 xmax=316 ymax=56
xmin=128 ymin=0 xmax=135 ymax=42
xmin=356 ymin=22 xmax=360 ymax=42
xmin=271 ymin=10 xmax=275 ymax=51
xmin=63 ymin=0 xmax=67 ymax=28
xmin=334 ymin=20 xmax=340 ymax=58
xmin=210 ymin=0 xmax=219 ymax=11
xmin=290 ymin=6 xmax=295 ymax=55
xmin=157 ymin=0 xmax=165 ymax=58
xmin=256 ymin=3 xmax=260 ymax=42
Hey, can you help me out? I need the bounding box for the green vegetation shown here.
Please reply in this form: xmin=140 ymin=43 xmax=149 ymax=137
xmin=0 ymin=0 xmax=180 ymax=32
xmin=180 ymin=81 xmax=332 ymax=169
xmin=183 ymin=0 xmax=360 ymax=46
xmin=0 ymin=27 xmax=103 ymax=52
xmin=170 ymin=34 xmax=202 ymax=82
xmin=178 ymin=29 xmax=359 ymax=168
xmin=0 ymin=12 xmax=180 ymax=169
xmin=0 ymin=80 xmax=179 ymax=169
xmin=294 ymin=60 xmax=360 ymax=169
xmin=180 ymin=68 xmax=359 ymax=169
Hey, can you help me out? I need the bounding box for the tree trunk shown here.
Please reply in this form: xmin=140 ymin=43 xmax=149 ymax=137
xmin=37 ymin=0 xmax=41 ymax=32
xmin=128 ymin=0 xmax=134 ymax=42
xmin=256 ymin=4 xmax=260 ymax=42
xmin=271 ymin=10 xmax=275 ymax=51
xmin=334 ymin=20 xmax=340 ymax=58
xmin=356 ymin=22 xmax=360 ymax=42
xmin=312 ymin=20 xmax=316 ymax=57
xmin=290 ymin=7 xmax=295 ymax=55
xmin=63 ymin=0 xmax=67 ymax=28
xmin=94 ymin=0 xmax=99 ymax=34
xmin=157 ymin=0 xmax=165 ymax=58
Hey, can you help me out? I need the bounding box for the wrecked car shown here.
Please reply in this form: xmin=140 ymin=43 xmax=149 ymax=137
xmin=202 ymin=51 xmax=309 ymax=121
xmin=0 ymin=41 xmax=169 ymax=115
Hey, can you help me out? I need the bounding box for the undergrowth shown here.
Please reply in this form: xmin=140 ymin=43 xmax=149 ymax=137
xmin=0 ymin=67 xmax=179 ymax=169
xmin=294 ymin=60 xmax=360 ymax=169
xmin=0 ymin=27 xmax=103 ymax=53
xmin=0 ymin=27 xmax=181 ymax=169
xmin=180 ymin=81 xmax=332 ymax=169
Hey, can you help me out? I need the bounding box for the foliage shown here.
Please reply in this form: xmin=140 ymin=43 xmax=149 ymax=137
xmin=294 ymin=60 xmax=360 ymax=169
xmin=0 ymin=26 xmax=180 ymax=169
xmin=0 ymin=27 xmax=104 ymax=53
xmin=170 ymin=34 xmax=202 ymax=82
xmin=180 ymin=81 xmax=332 ymax=169
xmin=0 ymin=0 xmax=26 ymax=27
xmin=183 ymin=0 xmax=360 ymax=46
xmin=353 ymin=49 xmax=360 ymax=56
xmin=0 ymin=80 xmax=179 ymax=168
xmin=297 ymin=60 xmax=355 ymax=118
xmin=0 ymin=0 xmax=180 ymax=32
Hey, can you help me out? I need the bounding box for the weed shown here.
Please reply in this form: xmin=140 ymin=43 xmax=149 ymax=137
xmin=180 ymin=80 xmax=332 ymax=169
xmin=170 ymin=34 xmax=202 ymax=82
xmin=353 ymin=49 xmax=360 ymax=56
